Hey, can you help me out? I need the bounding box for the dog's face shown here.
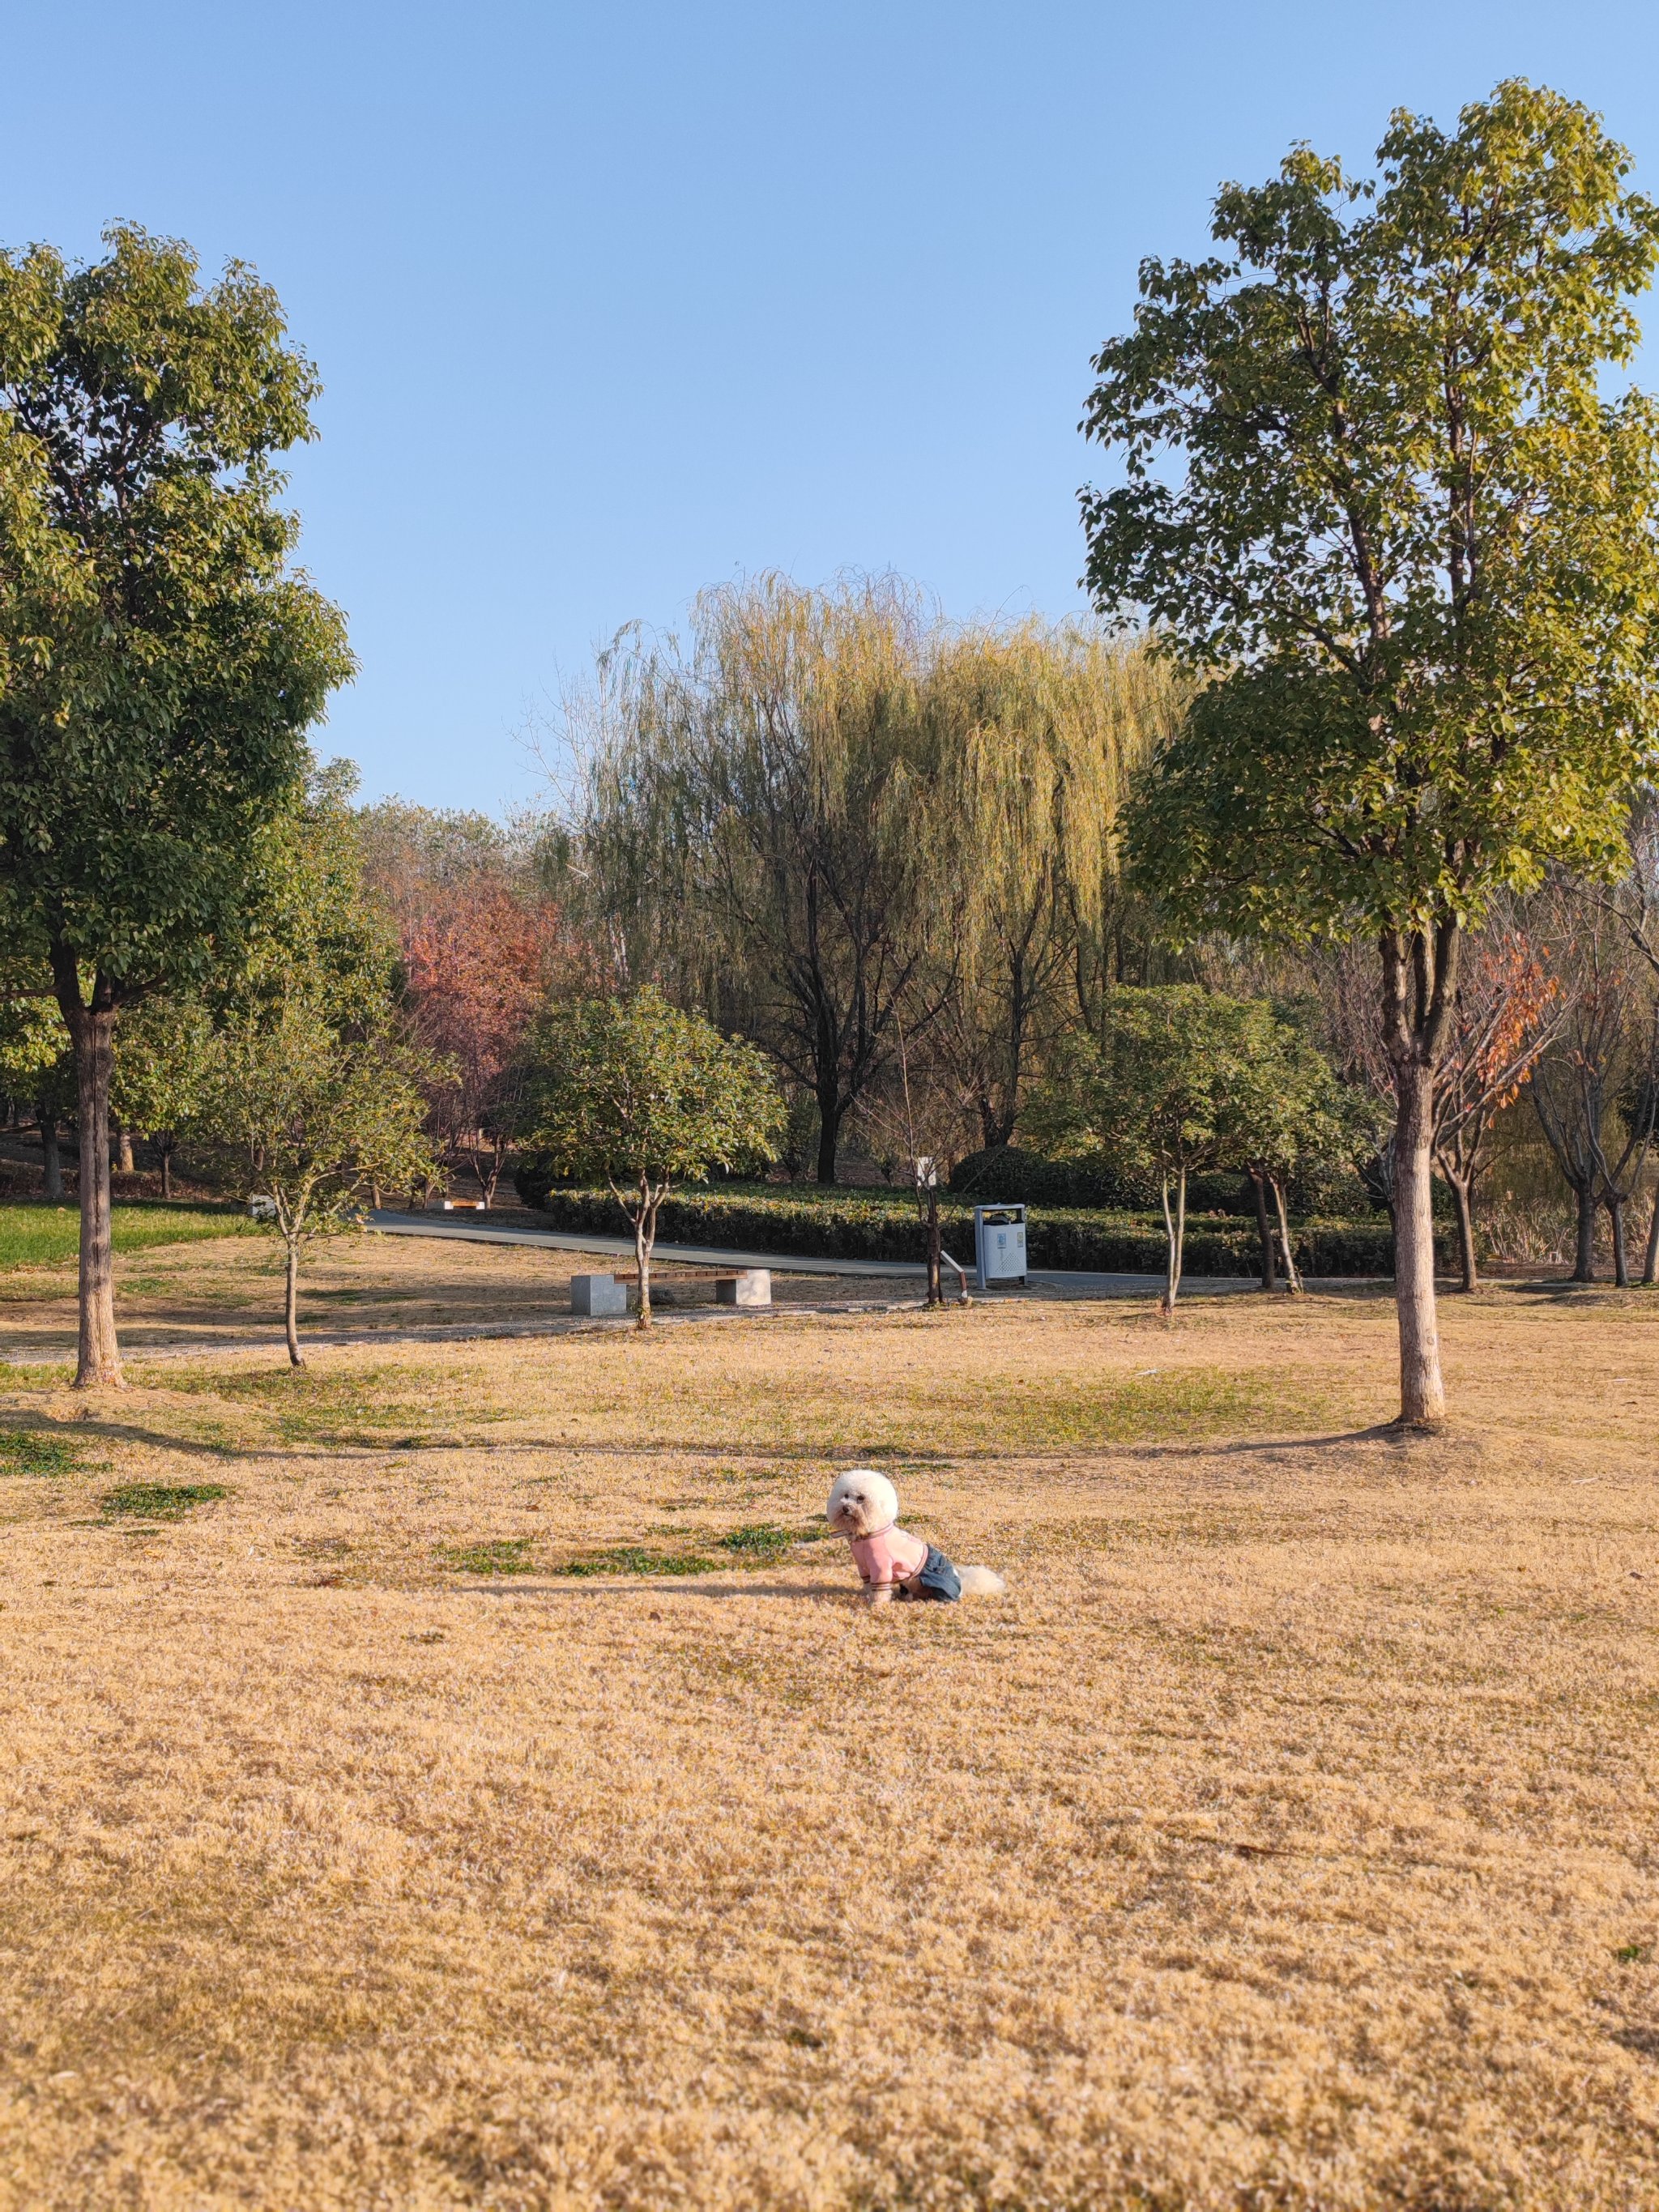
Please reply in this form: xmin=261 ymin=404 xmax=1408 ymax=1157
xmin=826 ymin=1469 xmax=898 ymax=1538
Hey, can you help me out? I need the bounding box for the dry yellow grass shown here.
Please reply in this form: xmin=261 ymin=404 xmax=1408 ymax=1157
xmin=1 ymin=1230 xmax=1657 ymax=2210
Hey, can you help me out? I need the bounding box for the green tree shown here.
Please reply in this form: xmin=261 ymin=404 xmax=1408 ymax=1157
xmin=1028 ymin=987 xmax=1253 ymax=1311
xmin=1084 ymin=83 xmax=1659 ymax=1423
xmin=573 ymin=576 xmax=936 ymax=1184
xmin=525 ymin=987 xmax=783 ymax=1323
xmin=0 ymin=226 xmax=352 ymax=1387
xmin=199 ymin=994 xmax=436 ymax=1366
xmin=0 ymin=987 xmax=71 ymax=1197
xmin=1226 ymin=1012 xmax=1371 ymax=1294
xmin=920 ymin=622 xmax=1183 ymax=1148
xmin=111 ymin=995 xmax=213 ymax=1198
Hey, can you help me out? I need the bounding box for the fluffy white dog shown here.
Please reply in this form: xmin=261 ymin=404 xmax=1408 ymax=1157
xmin=825 ymin=1469 xmax=1006 ymax=1605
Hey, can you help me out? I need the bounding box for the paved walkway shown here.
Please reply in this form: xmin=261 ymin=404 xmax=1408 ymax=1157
xmin=365 ymin=1209 xmax=1260 ymax=1300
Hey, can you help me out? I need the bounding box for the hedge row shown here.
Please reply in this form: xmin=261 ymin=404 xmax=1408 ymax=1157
xmin=513 ymin=1172 xmax=1444 ymax=1277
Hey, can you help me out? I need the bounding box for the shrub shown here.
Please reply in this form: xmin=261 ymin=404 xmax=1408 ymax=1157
xmin=514 ymin=1175 xmax=1447 ymax=1276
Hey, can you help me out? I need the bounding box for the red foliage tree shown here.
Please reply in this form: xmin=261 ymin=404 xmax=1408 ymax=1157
xmin=402 ymin=881 xmax=564 ymax=1204
xmin=1431 ymin=935 xmax=1560 ymax=1292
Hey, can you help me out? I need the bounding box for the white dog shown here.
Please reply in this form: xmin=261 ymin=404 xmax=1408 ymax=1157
xmin=825 ymin=1469 xmax=1006 ymax=1605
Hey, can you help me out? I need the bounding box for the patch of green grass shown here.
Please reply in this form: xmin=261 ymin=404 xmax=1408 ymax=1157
xmin=168 ymin=1363 xmax=460 ymax=1446
xmin=100 ymin=1482 xmax=228 ymax=1521
xmin=0 ymin=1201 xmax=257 ymax=1272
xmin=715 ymin=1523 xmax=796 ymax=1562
xmin=557 ymin=1545 xmax=717 ymax=1578
xmin=1615 ymin=1941 xmax=1652 ymax=1964
xmin=0 ymin=1428 xmax=84 ymax=1476
xmin=441 ymin=1537 xmax=537 ymax=1575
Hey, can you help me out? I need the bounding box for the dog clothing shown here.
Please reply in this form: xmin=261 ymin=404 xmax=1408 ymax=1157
xmin=848 ymin=1524 xmax=962 ymax=1602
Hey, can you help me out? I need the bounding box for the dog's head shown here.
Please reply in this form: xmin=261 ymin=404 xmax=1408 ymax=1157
xmin=826 ymin=1468 xmax=898 ymax=1539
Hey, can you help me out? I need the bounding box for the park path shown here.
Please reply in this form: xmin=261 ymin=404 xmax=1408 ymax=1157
xmin=365 ymin=1208 xmax=1257 ymax=1300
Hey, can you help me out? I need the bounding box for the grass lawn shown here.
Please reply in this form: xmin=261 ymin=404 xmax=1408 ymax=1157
xmin=0 ymin=1199 xmax=257 ymax=1272
xmin=0 ymin=1243 xmax=1656 ymax=2209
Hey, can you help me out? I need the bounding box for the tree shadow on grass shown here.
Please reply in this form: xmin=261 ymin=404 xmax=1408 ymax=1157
xmin=459 ymin=1579 xmax=850 ymax=1603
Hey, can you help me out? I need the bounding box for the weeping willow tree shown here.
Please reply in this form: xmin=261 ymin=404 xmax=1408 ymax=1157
xmin=574 ymin=574 xmax=941 ymax=1183
xmin=923 ymin=623 xmax=1187 ymax=1147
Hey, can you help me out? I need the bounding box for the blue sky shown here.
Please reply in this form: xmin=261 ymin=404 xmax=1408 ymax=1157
xmin=5 ymin=1 xmax=1659 ymax=808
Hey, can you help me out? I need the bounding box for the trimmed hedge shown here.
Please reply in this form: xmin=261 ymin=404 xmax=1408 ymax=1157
xmin=512 ymin=1170 xmax=1443 ymax=1277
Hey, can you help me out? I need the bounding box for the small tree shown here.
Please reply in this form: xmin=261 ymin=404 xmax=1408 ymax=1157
xmin=200 ymin=995 xmax=436 ymax=1365
xmin=1431 ymin=934 xmax=1561 ymax=1291
xmin=525 ymin=988 xmax=783 ymax=1324
xmin=1029 ymin=987 xmax=1251 ymax=1312
xmin=1227 ymin=1012 xmax=1369 ymax=1296
xmin=112 ymin=996 xmax=214 ymax=1199
xmin=1088 ymin=83 xmax=1659 ymax=1421
xmin=1529 ymin=880 xmax=1659 ymax=1286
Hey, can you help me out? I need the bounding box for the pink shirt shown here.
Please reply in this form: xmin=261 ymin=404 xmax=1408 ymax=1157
xmin=848 ymin=1522 xmax=930 ymax=1589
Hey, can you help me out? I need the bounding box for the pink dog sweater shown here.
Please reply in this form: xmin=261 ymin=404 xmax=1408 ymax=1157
xmin=847 ymin=1522 xmax=929 ymax=1590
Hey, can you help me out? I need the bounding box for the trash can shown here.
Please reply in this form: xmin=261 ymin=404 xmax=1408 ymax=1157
xmin=973 ymin=1204 xmax=1028 ymax=1290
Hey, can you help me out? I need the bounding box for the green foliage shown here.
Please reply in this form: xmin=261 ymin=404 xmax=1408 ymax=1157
xmin=100 ymin=1482 xmax=228 ymax=1519
xmin=111 ymin=995 xmax=213 ymax=1146
xmin=1086 ymin=83 xmax=1659 ymax=947
xmin=1027 ymin=988 xmax=1256 ymax=1187
xmin=198 ymin=995 xmax=437 ymax=1242
xmin=0 ymin=1199 xmax=256 ymax=1270
xmin=526 ymin=987 xmax=783 ymax=1208
xmin=0 ymin=225 xmax=354 ymax=1004
xmin=516 ymin=1178 xmax=1423 ymax=1276
xmin=1226 ymin=1010 xmax=1380 ymax=1185
xmin=0 ymin=992 xmax=66 ymax=1097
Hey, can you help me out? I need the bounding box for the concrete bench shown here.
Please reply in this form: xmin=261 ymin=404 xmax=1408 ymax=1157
xmin=569 ymin=1268 xmax=770 ymax=1315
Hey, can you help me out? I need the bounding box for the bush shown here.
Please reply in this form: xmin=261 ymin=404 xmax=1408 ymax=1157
xmin=513 ymin=1170 xmax=1446 ymax=1276
xmin=948 ymin=1145 xmax=1256 ymax=1216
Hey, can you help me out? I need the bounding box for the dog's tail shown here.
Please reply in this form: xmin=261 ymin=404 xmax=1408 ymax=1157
xmin=957 ymin=1564 xmax=1007 ymax=1599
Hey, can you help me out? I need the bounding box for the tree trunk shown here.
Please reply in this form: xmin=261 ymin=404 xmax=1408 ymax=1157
xmin=1446 ymin=1171 xmax=1478 ymax=1294
xmin=814 ymin=1077 xmax=841 ymax=1185
xmin=634 ymin=1183 xmax=655 ymax=1326
xmin=925 ymin=1183 xmax=942 ymax=1308
xmin=1159 ymin=1167 xmax=1187 ymax=1315
xmin=1572 ymin=1184 xmax=1597 ymax=1283
xmin=114 ymin=1121 xmax=134 ymax=1174
xmin=1271 ymin=1177 xmax=1303 ymax=1296
xmin=160 ymin=1143 xmax=173 ymax=1201
xmin=284 ymin=1237 xmax=305 ymax=1367
xmin=38 ymin=1107 xmax=63 ymax=1202
xmin=70 ymin=1013 xmax=122 ymax=1385
xmin=1644 ymin=1183 xmax=1659 ymax=1287
xmin=1249 ymin=1169 xmax=1277 ymax=1291
xmin=1392 ymin=1060 xmax=1444 ymax=1426
xmin=1608 ymin=1195 xmax=1630 ymax=1289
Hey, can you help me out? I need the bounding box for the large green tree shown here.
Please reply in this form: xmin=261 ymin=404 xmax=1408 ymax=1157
xmin=0 ymin=226 xmax=352 ymax=1386
xmin=1084 ymin=83 xmax=1659 ymax=1423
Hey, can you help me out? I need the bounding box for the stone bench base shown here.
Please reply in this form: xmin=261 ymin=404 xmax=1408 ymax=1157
xmin=569 ymin=1268 xmax=771 ymax=1315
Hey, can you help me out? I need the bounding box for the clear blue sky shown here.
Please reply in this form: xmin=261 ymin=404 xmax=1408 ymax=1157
xmin=5 ymin=1 xmax=1659 ymax=808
